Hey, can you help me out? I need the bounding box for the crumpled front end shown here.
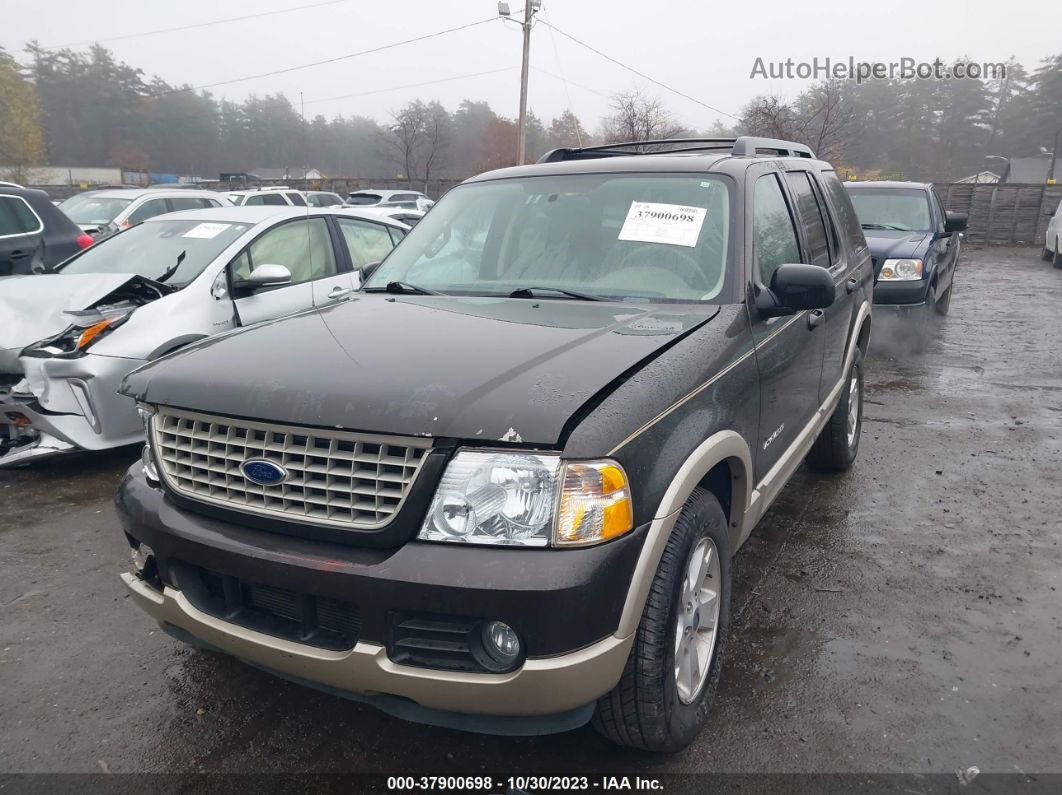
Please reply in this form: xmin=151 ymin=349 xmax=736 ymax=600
xmin=0 ymin=351 xmax=144 ymax=467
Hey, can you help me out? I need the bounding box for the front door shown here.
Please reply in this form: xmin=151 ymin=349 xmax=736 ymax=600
xmin=230 ymin=217 xmax=340 ymax=326
xmin=747 ymin=169 xmax=827 ymax=483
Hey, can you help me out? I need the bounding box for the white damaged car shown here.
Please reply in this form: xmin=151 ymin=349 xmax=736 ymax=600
xmin=0 ymin=205 xmax=408 ymax=466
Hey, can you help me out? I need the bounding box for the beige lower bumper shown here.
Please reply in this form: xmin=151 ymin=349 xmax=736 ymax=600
xmin=122 ymin=573 xmax=633 ymax=717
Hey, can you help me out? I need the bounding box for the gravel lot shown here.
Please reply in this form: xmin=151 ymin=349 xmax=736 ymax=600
xmin=1 ymin=246 xmax=1060 ymax=776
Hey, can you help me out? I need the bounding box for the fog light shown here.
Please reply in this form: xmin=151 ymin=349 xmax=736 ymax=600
xmin=141 ymin=443 xmax=159 ymax=484
xmin=481 ymin=620 xmax=521 ymax=667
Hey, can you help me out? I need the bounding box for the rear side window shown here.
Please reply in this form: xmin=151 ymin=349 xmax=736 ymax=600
xmin=0 ymin=195 xmax=43 ymax=236
xmin=784 ymin=172 xmax=831 ymax=268
xmin=820 ymin=171 xmax=868 ymax=254
xmin=245 ymin=193 xmax=287 ymax=206
xmin=286 ymin=192 xmax=307 ymax=207
xmin=386 ymin=193 xmax=418 ymax=203
xmin=336 ymin=217 xmax=397 ymax=267
xmin=168 ymin=196 xmax=216 ymax=211
xmin=753 ymin=175 xmax=801 ymax=286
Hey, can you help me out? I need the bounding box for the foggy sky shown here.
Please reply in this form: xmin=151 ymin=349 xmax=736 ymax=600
xmin=2 ymin=0 xmax=1057 ymax=130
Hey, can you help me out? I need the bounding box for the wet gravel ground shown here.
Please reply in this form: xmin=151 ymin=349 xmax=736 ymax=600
xmin=1 ymin=247 xmax=1060 ymax=776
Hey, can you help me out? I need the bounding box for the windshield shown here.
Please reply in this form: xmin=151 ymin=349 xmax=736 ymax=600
xmin=846 ymin=188 xmax=932 ymax=232
xmin=366 ymin=174 xmax=732 ymax=303
xmin=57 ymin=217 xmax=250 ymax=285
xmin=59 ymin=194 xmax=133 ymax=225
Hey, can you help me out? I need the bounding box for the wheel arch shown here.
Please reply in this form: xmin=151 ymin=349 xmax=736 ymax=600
xmin=616 ymin=430 xmax=752 ymax=638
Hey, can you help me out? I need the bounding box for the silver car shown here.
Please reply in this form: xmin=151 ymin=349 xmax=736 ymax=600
xmin=0 ymin=206 xmax=408 ymax=466
xmin=58 ymin=188 xmax=230 ymax=239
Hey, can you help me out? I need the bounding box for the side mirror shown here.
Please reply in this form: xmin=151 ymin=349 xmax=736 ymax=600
xmin=360 ymin=260 xmax=382 ymax=281
xmin=233 ymin=263 xmax=292 ymax=296
xmin=760 ymin=263 xmax=836 ymax=318
xmin=944 ymin=211 xmax=968 ymax=234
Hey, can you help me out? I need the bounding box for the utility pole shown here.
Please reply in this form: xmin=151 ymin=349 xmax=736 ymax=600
xmin=516 ymin=0 xmax=533 ymax=164
xmin=1048 ymin=127 xmax=1061 ymax=186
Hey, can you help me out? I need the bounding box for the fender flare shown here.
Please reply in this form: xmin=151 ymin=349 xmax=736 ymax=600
xmin=147 ymin=334 xmax=209 ymax=362
xmin=616 ymin=430 xmax=752 ymax=638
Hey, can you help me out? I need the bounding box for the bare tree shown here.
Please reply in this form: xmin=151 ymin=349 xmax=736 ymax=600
xmin=602 ymin=88 xmax=685 ymax=146
xmin=740 ymin=82 xmax=854 ymax=162
xmin=419 ymin=101 xmax=451 ymax=189
xmin=382 ymin=100 xmax=451 ymax=187
xmin=739 ymin=95 xmax=798 ymax=140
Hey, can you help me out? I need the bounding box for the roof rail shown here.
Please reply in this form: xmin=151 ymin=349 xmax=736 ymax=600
xmin=537 ymin=136 xmax=815 ymax=163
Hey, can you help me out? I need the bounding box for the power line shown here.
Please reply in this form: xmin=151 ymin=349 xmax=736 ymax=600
xmin=45 ymin=0 xmax=351 ymax=49
xmin=536 ymin=18 xmax=739 ymax=122
xmin=303 ymin=66 xmax=518 ymax=107
xmin=148 ymin=16 xmax=500 ymax=97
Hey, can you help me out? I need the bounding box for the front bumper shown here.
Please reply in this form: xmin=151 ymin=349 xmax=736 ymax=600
xmin=0 ymin=352 xmax=143 ymax=466
xmin=116 ymin=465 xmax=643 ymax=721
xmin=872 ymin=279 xmax=930 ymax=306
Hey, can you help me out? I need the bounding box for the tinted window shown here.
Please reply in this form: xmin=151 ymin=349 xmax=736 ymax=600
xmin=347 ymin=193 xmax=381 ymax=205
xmin=231 ymin=218 xmax=337 ymax=284
xmin=785 ymin=172 xmax=831 ymax=268
xmin=58 ymin=218 xmax=250 ymax=284
xmin=127 ymin=198 xmax=170 ymax=224
xmin=385 ymin=193 xmax=418 ymax=204
xmin=367 ymin=174 xmax=732 ymax=303
xmin=822 ymin=172 xmax=869 ymax=252
xmin=930 ymin=189 xmax=947 ymax=231
xmin=245 ymin=193 xmax=287 ymax=206
xmin=753 ymin=175 xmax=801 ymax=286
xmin=336 ymin=217 xmax=397 ymax=267
xmin=0 ymin=196 xmax=42 ymax=236
xmin=286 ymin=192 xmax=307 ymax=207
xmin=168 ymin=196 xmax=214 ymax=211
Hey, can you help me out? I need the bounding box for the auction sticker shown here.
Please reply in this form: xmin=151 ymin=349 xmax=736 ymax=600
xmin=618 ymin=201 xmax=706 ymax=248
xmin=183 ymin=222 xmax=230 ymax=239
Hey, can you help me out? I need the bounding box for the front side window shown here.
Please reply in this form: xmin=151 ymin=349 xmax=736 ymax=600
xmin=245 ymin=193 xmax=287 ymax=206
xmin=57 ymin=218 xmax=250 ymax=285
xmin=127 ymin=199 xmax=170 ymax=225
xmin=58 ymin=194 xmax=133 ymax=225
xmin=230 ymin=218 xmax=337 ymax=284
xmin=336 ymin=218 xmax=396 ymax=267
xmin=846 ymin=188 xmax=933 ymax=232
xmin=753 ymin=174 xmax=801 ymax=286
xmin=286 ymin=192 xmax=307 ymax=207
xmin=366 ymin=174 xmax=733 ymax=303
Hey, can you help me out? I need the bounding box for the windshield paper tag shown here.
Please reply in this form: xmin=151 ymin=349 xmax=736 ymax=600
xmin=618 ymin=202 xmax=707 ymax=248
xmin=183 ymin=222 xmax=230 ymax=239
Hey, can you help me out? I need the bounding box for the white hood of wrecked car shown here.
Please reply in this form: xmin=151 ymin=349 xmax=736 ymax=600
xmin=0 ymin=273 xmax=139 ymax=356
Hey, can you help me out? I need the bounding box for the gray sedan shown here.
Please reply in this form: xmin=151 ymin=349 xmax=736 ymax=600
xmin=0 ymin=206 xmax=408 ymax=466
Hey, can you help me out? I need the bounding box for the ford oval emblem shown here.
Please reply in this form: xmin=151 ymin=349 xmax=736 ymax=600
xmin=240 ymin=458 xmax=288 ymax=486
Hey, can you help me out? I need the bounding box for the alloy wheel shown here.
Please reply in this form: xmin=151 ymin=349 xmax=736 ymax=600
xmin=673 ymin=536 xmax=722 ymax=704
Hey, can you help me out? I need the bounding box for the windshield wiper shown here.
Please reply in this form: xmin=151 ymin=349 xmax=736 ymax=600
xmin=154 ymin=250 xmax=186 ymax=285
xmin=364 ymin=280 xmax=443 ymax=296
xmin=861 ymin=223 xmax=912 ymax=231
xmin=508 ymin=286 xmax=605 ymax=301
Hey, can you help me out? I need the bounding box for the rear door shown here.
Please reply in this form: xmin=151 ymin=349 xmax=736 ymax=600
xmin=785 ymin=168 xmax=857 ymax=400
xmin=0 ymin=194 xmax=44 ymax=276
xmin=747 ymin=167 xmax=827 ymax=482
xmin=229 ymin=217 xmax=342 ymax=325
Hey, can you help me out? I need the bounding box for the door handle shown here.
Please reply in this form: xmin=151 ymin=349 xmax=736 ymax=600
xmin=807 ymin=309 xmax=825 ymax=329
xmin=845 ymin=277 xmax=858 ymax=294
xmin=328 ymin=286 xmax=353 ymax=300
xmin=9 ymin=250 xmax=29 ymax=259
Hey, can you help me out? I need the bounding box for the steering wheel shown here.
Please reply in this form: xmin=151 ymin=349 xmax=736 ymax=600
xmin=613 ymin=243 xmax=707 ymax=288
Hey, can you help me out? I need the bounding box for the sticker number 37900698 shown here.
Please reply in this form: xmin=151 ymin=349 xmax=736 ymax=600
xmin=618 ymin=201 xmax=707 ymax=248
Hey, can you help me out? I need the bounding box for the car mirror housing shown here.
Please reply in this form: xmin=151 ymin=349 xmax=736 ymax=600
xmin=233 ymin=264 xmax=292 ymax=296
xmin=944 ymin=211 xmax=968 ymax=234
xmin=762 ymin=263 xmax=836 ymax=317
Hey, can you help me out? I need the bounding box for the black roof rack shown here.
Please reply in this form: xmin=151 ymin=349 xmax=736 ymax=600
xmin=537 ymin=136 xmax=815 ymax=164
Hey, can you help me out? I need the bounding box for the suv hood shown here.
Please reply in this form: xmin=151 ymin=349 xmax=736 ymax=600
xmin=0 ymin=273 xmax=143 ymax=370
xmin=864 ymin=231 xmax=931 ymax=260
xmin=122 ymin=294 xmax=720 ymax=446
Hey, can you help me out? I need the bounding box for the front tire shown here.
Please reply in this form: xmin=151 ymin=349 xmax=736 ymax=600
xmin=592 ymin=489 xmax=731 ymax=752
xmin=934 ymin=282 xmax=953 ymax=315
xmin=1043 ymin=246 xmax=1054 ymax=262
xmin=1054 ymin=239 xmax=1062 ymax=270
xmin=808 ymin=348 xmax=864 ymax=471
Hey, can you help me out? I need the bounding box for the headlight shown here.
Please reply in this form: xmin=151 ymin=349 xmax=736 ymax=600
xmin=879 ymin=258 xmax=923 ymax=281
xmin=137 ymin=402 xmax=160 ymax=484
xmin=25 ymin=302 xmax=136 ymax=356
xmin=418 ymin=451 xmax=633 ymax=548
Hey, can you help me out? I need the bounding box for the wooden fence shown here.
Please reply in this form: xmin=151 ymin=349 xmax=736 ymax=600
xmin=936 ymin=183 xmax=1062 ymax=246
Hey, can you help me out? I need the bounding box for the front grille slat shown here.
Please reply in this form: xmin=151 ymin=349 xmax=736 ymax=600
xmin=153 ymin=406 xmax=430 ymax=530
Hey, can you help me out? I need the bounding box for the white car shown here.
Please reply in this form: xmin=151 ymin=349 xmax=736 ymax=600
xmin=0 ymin=206 xmax=408 ymax=466
xmin=228 ymin=187 xmax=308 ymax=207
xmin=1043 ymin=199 xmax=1062 ymax=268
xmin=349 ymin=206 xmax=425 ymax=227
xmin=346 ymin=189 xmax=434 ymax=212
xmin=59 ymin=188 xmax=230 ymax=239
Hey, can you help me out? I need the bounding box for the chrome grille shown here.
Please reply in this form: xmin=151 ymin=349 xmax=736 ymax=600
xmin=152 ymin=406 xmax=430 ymax=529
